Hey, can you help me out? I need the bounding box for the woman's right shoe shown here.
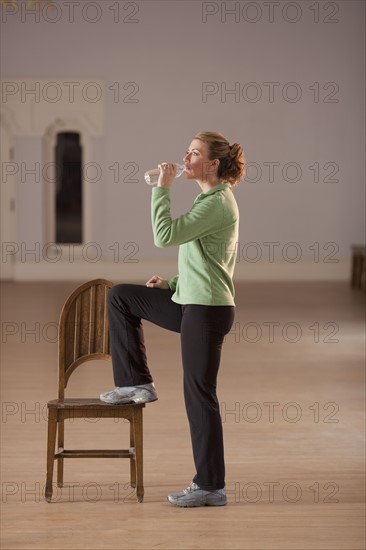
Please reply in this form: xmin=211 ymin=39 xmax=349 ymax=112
xmin=100 ymin=382 xmax=158 ymax=404
xmin=167 ymin=481 xmax=227 ymax=507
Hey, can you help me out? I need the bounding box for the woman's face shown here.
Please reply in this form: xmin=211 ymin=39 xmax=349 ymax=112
xmin=183 ymin=139 xmax=218 ymax=181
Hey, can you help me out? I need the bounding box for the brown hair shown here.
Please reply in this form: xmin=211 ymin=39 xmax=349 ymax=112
xmin=194 ymin=131 xmax=246 ymax=186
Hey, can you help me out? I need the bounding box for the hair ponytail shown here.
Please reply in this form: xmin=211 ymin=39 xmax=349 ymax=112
xmin=194 ymin=131 xmax=246 ymax=186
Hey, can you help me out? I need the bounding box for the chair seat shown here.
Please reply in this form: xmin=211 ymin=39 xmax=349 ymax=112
xmin=47 ymin=398 xmax=146 ymax=421
xmin=48 ymin=398 xmax=146 ymax=410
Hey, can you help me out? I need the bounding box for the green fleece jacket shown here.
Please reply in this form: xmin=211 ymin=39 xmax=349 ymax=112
xmin=151 ymin=181 xmax=239 ymax=306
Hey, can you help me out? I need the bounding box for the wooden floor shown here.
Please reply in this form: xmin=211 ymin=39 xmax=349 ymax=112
xmin=1 ymin=281 xmax=365 ymax=550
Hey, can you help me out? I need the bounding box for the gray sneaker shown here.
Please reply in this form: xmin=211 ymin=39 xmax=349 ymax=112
xmin=100 ymin=382 xmax=158 ymax=404
xmin=167 ymin=482 xmax=227 ymax=507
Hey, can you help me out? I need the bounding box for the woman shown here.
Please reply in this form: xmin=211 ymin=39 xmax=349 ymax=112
xmin=100 ymin=131 xmax=246 ymax=507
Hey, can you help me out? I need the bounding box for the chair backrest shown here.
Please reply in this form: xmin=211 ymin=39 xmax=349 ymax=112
xmin=58 ymin=279 xmax=114 ymax=398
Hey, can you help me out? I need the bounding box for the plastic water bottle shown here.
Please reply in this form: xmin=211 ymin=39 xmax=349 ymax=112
xmin=144 ymin=163 xmax=185 ymax=185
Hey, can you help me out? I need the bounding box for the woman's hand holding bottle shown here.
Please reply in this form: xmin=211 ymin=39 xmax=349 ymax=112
xmin=144 ymin=163 xmax=185 ymax=186
xmin=157 ymin=163 xmax=177 ymax=188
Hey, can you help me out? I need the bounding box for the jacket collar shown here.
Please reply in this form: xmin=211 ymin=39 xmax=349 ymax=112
xmin=195 ymin=182 xmax=230 ymax=201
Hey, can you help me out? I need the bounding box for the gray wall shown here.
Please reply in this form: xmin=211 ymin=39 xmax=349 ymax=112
xmin=2 ymin=0 xmax=365 ymax=275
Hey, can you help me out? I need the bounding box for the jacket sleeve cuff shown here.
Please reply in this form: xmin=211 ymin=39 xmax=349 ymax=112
xmin=167 ymin=275 xmax=178 ymax=291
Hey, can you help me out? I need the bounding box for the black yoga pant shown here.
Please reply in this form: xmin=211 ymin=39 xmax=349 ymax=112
xmin=107 ymin=283 xmax=235 ymax=491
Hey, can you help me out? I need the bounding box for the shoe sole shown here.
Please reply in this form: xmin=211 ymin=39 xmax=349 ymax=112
xmin=167 ymin=496 xmax=227 ymax=507
xmin=101 ymin=396 xmax=158 ymax=405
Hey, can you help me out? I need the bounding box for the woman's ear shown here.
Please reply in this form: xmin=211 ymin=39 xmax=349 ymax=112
xmin=206 ymin=159 xmax=220 ymax=178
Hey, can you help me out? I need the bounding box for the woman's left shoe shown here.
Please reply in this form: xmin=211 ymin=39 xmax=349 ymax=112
xmin=100 ymin=382 xmax=158 ymax=404
xmin=167 ymin=482 xmax=227 ymax=507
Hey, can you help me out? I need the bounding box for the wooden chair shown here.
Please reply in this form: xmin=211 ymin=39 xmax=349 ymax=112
xmin=45 ymin=279 xmax=145 ymax=503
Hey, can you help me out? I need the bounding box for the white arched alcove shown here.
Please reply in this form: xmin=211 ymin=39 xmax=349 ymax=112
xmin=1 ymin=77 xmax=105 ymax=279
xmin=43 ymin=117 xmax=93 ymax=256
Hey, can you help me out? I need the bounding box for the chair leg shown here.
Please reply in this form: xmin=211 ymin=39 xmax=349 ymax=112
xmin=45 ymin=409 xmax=58 ymax=503
xmin=134 ymin=408 xmax=144 ymax=503
xmin=57 ymin=420 xmax=64 ymax=487
xmin=130 ymin=419 xmax=136 ymax=488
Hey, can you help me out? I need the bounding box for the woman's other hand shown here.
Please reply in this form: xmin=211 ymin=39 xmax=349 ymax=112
xmin=146 ymin=275 xmax=170 ymax=289
xmin=157 ymin=162 xmax=177 ymax=188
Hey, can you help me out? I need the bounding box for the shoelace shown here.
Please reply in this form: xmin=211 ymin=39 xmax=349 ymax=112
xmin=184 ymin=482 xmax=200 ymax=494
